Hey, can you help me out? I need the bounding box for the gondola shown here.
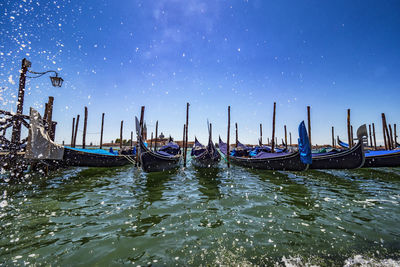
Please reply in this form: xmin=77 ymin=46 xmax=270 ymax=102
xmin=218 ymin=121 xmax=311 ymax=171
xmin=62 ymin=147 xmax=133 ymax=167
xmin=136 ymin=117 xmax=181 ymax=172
xmin=363 ymin=150 xmax=400 ymax=167
xmin=337 ymin=133 xmax=400 ymax=168
xmin=25 ymin=109 xmax=134 ymax=168
xmin=309 ymin=125 xmax=367 ymax=169
xmin=191 ymin=137 xmax=221 ymax=168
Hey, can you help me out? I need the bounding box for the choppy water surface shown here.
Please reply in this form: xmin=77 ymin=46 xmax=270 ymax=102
xmin=1 ymin=163 xmax=400 ymax=266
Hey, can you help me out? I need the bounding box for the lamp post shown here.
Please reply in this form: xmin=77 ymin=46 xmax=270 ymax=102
xmin=11 ymin=58 xmax=63 ymax=146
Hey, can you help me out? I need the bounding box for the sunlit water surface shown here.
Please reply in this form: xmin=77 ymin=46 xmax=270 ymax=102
xmin=1 ymin=162 xmax=400 ymax=266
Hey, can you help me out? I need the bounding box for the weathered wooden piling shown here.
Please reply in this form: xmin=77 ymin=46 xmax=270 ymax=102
xmin=73 ymin=115 xmax=80 ymax=147
xmin=182 ymin=124 xmax=186 ymax=153
xmin=395 ymin=124 xmax=398 ymax=147
xmin=43 ymin=103 xmax=49 ymax=120
xmin=100 ymin=113 xmax=105 ymax=149
xmin=82 ymin=106 xmax=88 ymax=149
xmin=184 ymin=102 xmax=190 ymax=168
xmin=130 ymin=131 xmax=133 ymax=149
xmin=71 ymin=117 xmax=75 ymax=147
xmin=381 ymin=113 xmax=389 ymax=150
xmin=271 ymin=102 xmax=276 ymax=153
xmin=284 ymin=125 xmax=287 ymax=149
xmin=227 ymin=106 xmax=231 ymax=168
xmin=46 ymin=96 xmax=55 ymax=140
xmin=120 ymin=120 xmax=123 ymax=149
xmin=235 ymin=122 xmax=238 ymax=147
xmin=150 ymin=132 xmax=153 ymax=150
xmin=389 ymin=124 xmax=394 ymax=150
xmin=347 ymin=109 xmax=352 ymax=149
xmin=351 ymin=125 xmax=354 ymax=147
xmin=332 ymin=126 xmax=335 ymax=147
xmin=307 ymin=106 xmax=311 ymax=146
xmin=289 ymin=132 xmax=292 ymax=146
xmin=155 ymin=120 xmax=158 ymax=151
xmin=368 ymin=124 xmax=372 ymax=147
xmin=259 ymin=123 xmax=263 ymax=146
xmin=372 ymin=123 xmax=377 ymax=150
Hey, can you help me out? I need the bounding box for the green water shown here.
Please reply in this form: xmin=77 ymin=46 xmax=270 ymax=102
xmin=1 ymin=164 xmax=400 ymax=266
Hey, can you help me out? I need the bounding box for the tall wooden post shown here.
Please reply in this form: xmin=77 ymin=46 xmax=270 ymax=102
xmin=332 ymin=126 xmax=335 ymax=147
xmin=271 ymin=102 xmax=276 ymax=153
xmin=183 ymin=103 xmax=190 ymax=167
xmin=259 ymin=123 xmax=263 ymax=146
xmin=182 ymin=124 xmax=186 ymax=153
xmin=155 ymin=120 xmax=158 ymax=151
xmin=382 ymin=113 xmax=388 ymax=150
xmin=235 ymin=122 xmax=238 ymax=147
xmin=351 ymin=125 xmax=354 ymax=147
xmin=347 ymin=109 xmax=352 ymax=149
xmin=372 ymin=123 xmax=377 ymax=150
xmin=289 ymin=132 xmax=292 ymax=146
xmin=43 ymin=103 xmax=49 ymax=121
xmin=139 ymin=106 xmax=145 ymax=137
xmin=307 ymin=106 xmax=311 ymax=147
xmin=71 ymin=117 xmax=75 ymax=147
xmin=120 ymin=120 xmax=123 ymax=150
xmin=73 ymin=115 xmax=80 ymax=147
xmin=368 ymin=124 xmax=372 ymax=147
xmin=395 ymin=124 xmax=398 ymax=147
xmin=11 ymin=58 xmax=30 ymax=145
xmin=389 ymin=124 xmax=394 ymax=150
xmin=150 ymin=132 xmax=153 ymax=150
xmin=284 ymin=125 xmax=287 ymax=149
xmin=227 ymin=106 xmax=231 ymax=168
xmin=46 ymin=96 xmax=55 ymax=140
xmin=99 ymin=113 xmax=105 ymax=149
xmin=82 ymin=106 xmax=88 ymax=149
xmin=130 ymin=131 xmax=133 ymax=149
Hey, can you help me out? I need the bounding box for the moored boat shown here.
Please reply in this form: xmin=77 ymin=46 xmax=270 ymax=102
xmin=310 ymin=124 xmax=367 ymax=169
xmin=191 ymin=137 xmax=221 ymax=168
xmin=218 ymin=121 xmax=311 ymax=171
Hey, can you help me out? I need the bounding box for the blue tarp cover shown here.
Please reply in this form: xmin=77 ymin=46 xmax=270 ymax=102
xmin=365 ymin=150 xmax=400 ymax=157
xmin=298 ymin=121 xmax=312 ymax=164
xmin=66 ymin=146 xmax=119 ymax=156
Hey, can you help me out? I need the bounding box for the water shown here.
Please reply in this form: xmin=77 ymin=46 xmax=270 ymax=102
xmin=1 ymin=163 xmax=400 ymax=266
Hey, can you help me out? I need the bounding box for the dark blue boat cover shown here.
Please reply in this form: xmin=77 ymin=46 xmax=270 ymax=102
xmin=66 ymin=147 xmax=119 ymax=156
xmin=338 ymin=139 xmax=349 ymax=148
xmin=159 ymin=141 xmax=181 ymax=156
xmin=365 ymin=150 xmax=400 ymax=157
xmin=298 ymin=121 xmax=312 ymax=164
xmin=191 ymin=137 xmax=206 ymax=156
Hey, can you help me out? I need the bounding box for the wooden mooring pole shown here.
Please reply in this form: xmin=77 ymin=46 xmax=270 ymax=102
xmin=395 ymin=124 xmax=398 ymax=147
xmin=372 ymin=123 xmax=377 ymax=149
xmin=332 ymin=126 xmax=335 ymax=147
xmin=184 ymin=102 xmax=189 ymax=168
xmin=307 ymin=106 xmax=311 ymax=147
xmin=46 ymin=96 xmax=54 ymax=140
xmin=120 ymin=120 xmax=123 ymax=150
xmin=271 ymin=102 xmax=276 ymax=153
xmin=382 ymin=113 xmax=388 ymax=150
xmin=235 ymin=122 xmax=238 ymax=147
xmin=227 ymin=106 xmax=231 ymax=168
xmin=259 ymin=123 xmax=263 ymax=146
xmin=368 ymin=124 xmax=372 ymax=147
xmin=347 ymin=109 xmax=352 ymax=149
xmin=150 ymin=132 xmax=153 ymax=150
xmin=100 ymin=113 xmax=105 ymax=149
xmin=71 ymin=117 xmax=75 ymax=147
xmin=155 ymin=120 xmax=158 ymax=151
xmin=389 ymin=124 xmax=394 ymax=150
xmin=73 ymin=115 xmax=80 ymax=147
xmin=289 ymin=132 xmax=292 ymax=146
xmin=130 ymin=131 xmax=133 ymax=149
xmin=351 ymin=125 xmax=354 ymax=147
xmin=82 ymin=106 xmax=88 ymax=149
xmin=284 ymin=125 xmax=287 ymax=149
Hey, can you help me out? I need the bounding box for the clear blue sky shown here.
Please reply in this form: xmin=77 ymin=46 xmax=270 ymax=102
xmin=1 ymin=0 xmax=399 ymax=146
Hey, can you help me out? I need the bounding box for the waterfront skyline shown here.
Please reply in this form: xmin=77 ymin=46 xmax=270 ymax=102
xmin=1 ymin=0 xmax=399 ymax=145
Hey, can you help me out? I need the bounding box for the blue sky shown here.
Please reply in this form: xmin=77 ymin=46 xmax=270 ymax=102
xmin=1 ymin=0 xmax=399 ymax=146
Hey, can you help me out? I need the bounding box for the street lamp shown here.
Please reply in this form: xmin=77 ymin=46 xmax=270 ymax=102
xmin=11 ymin=58 xmax=64 ymax=146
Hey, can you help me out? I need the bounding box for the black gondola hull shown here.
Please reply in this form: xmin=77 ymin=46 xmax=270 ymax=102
xmin=139 ymin=139 xmax=181 ymax=172
xmin=226 ymin=151 xmax=308 ymax=171
xmin=310 ymin=140 xmax=365 ymax=169
xmin=63 ymin=148 xmax=131 ymax=167
xmin=363 ymin=151 xmax=400 ymax=168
